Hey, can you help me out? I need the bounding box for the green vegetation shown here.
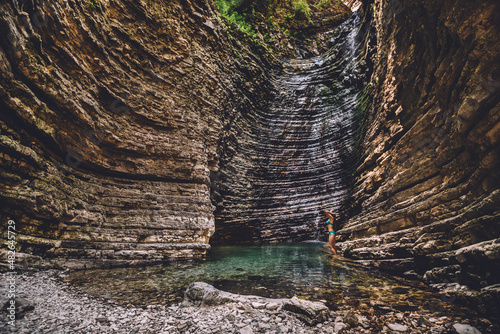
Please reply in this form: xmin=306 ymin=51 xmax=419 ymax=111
xmin=293 ymin=0 xmax=311 ymax=19
xmin=87 ymin=0 xmax=100 ymax=10
xmin=313 ymin=0 xmax=340 ymax=11
xmin=214 ymin=0 xmax=349 ymax=56
xmin=215 ymin=0 xmax=256 ymax=37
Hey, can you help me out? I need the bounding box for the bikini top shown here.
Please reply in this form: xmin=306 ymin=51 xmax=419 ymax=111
xmin=326 ymin=219 xmax=334 ymax=226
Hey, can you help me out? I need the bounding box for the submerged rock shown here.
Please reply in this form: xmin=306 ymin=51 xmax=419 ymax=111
xmin=343 ymin=309 xmax=359 ymax=328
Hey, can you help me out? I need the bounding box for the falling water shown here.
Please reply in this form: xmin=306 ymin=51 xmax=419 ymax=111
xmin=213 ymin=14 xmax=364 ymax=244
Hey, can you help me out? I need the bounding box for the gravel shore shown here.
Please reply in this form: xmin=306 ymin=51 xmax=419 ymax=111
xmin=0 ymin=271 xmax=328 ymax=334
xmin=0 ymin=271 xmax=496 ymax=333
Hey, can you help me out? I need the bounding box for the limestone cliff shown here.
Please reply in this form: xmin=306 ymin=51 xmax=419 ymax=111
xmin=0 ymin=0 xmax=272 ymax=268
xmin=340 ymin=0 xmax=500 ymax=295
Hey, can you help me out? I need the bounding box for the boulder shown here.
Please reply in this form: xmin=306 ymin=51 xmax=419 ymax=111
xmin=282 ymin=296 xmax=329 ymax=326
xmin=181 ymin=282 xmax=235 ymax=306
xmin=181 ymin=282 xmax=285 ymax=308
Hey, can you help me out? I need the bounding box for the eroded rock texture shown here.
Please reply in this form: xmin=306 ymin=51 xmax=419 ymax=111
xmin=341 ymin=0 xmax=500 ymax=291
xmin=211 ymin=15 xmax=365 ymax=244
xmin=0 ymin=0 xmax=272 ymax=268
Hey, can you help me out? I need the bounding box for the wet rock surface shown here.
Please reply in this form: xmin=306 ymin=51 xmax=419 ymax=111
xmin=1 ymin=271 xmax=498 ymax=333
xmin=211 ymin=14 xmax=366 ymax=245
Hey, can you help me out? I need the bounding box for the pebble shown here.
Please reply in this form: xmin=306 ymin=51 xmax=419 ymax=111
xmin=266 ymin=302 xmax=279 ymax=310
xmin=335 ymin=322 xmax=347 ymax=333
xmin=259 ymin=323 xmax=271 ymax=329
xmin=251 ymin=302 xmax=266 ymax=309
xmin=388 ymin=323 xmax=408 ymax=332
xmin=239 ymin=326 xmax=253 ymax=334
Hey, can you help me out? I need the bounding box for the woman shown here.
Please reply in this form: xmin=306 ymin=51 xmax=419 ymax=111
xmin=324 ymin=210 xmax=338 ymax=255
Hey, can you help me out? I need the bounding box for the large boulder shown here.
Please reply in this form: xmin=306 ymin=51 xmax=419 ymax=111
xmin=282 ymin=296 xmax=329 ymax=325
xmin=181 ymin=282 xmax=285 ymax=308
xmin=182 ymin=282 xmax=235 ymax=307
xmin=2 ymin=297 xmax=34 ymax=320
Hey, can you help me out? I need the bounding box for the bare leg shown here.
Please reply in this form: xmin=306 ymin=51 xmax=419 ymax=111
xmin=328 ymin=233 xmax=337 ymax=255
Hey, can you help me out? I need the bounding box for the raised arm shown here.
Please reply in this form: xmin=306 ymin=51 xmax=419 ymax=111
xmin=324 ymin=210 xmax=336 ymax=223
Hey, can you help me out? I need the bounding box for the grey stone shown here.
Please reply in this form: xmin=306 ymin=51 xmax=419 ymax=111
xmin=388 ymin=323 xmax=408 ymax=332
xmin=259 ymin=323 xmax=271 ymax=329
xmin=251 ymin=302 xmax=266 ymax=309
xmin=452 ymin=323 xmax=482 ymax=334
xmin=266 ymin=302 xmax=279 ymax=310
xmin=283 ymin=296 xmax=329 ymax=326
xmin=2 ymin=297 xmax=35 ymax=319
xmin=239 ymin=326 xmax=253 ymax=334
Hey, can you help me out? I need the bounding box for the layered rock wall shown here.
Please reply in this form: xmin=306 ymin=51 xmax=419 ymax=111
xmin=211 ymin=15 xmax=365 ymax=244
xmin=0 ymin=0 xmax=271 ymax=268
xmin=340 ymin=0 xmax=500 ymax=290
xmin=1 ymin=0 xmax=499 ymax=291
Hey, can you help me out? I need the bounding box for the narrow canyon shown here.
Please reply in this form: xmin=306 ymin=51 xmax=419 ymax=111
xmin=1 ymin=0 xmax=499 ymax=327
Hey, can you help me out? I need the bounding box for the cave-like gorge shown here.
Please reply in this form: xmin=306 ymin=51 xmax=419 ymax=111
xmin=1 ymin=0 xmax=500 ymax=331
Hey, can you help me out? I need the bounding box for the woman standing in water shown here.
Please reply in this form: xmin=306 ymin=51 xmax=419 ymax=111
xmin=324 ymin=210 xmax=338 ymax=255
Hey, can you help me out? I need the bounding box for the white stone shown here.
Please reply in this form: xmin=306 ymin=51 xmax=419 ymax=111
xmin=251 ymin=302 xmax=266 ymax=309
xmin=266 ymin=302 xmax=279 ymax=310
xmin=452 ymin=323 xmax=482 ymax=334
xmin=261 ymin=324 xmax=271 ymax=330
xmin=239 ymin=326 xmax=254 ymax=334
xmin=388 ymin=323 xmax=408 ymax=332
xmin=334 ymin=322 xmax=346 ymax=333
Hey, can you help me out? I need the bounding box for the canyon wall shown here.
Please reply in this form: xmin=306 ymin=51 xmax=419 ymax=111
xmin=0 ymin=0 xmax=272 ymax=268
xmin=1 ymin=0 xmax=499 ymax=302
xmin=211 ymin=15 xmax=365 ymax=245
xmin=340 ymin=0 xmax=500 ymax=296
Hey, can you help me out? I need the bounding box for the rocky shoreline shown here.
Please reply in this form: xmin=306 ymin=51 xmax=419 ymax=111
xmin=1 ymin=271 xmax=497 ymax=333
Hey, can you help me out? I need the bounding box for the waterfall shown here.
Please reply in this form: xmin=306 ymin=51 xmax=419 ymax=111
xmin=213 ymin=14 xmax=363 ymax=244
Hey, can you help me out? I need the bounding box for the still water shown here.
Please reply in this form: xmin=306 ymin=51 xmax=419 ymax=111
xmin=68 ymin=243 xmax=473 ymax=317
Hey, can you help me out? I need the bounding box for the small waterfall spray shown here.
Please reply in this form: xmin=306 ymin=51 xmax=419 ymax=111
xmin=250 ymin=13 xmax=363 ymax=242
xmin=213 ymin=13 xmax=364 ymax=244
